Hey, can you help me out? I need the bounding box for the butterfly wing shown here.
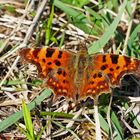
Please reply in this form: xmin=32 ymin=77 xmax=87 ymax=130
xmin=19 ymin=48 xmax=77 ymax=100
xmin=81 ymin=54 xmax=140 ymax=99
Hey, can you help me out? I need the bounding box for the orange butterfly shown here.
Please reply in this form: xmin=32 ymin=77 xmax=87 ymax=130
xmin=19 ymin=47 xmax=140 ymax=101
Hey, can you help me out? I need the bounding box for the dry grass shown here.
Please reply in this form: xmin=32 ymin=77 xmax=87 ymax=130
xmin=0 ymin=0 xmax=140 ymax=140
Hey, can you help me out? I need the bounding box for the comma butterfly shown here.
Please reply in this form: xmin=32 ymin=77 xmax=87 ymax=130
xmin=19 ymin=47 xmax=140 ymax=101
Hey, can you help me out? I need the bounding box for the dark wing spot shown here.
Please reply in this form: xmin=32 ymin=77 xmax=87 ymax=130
xmin=93 ymin=73 xmax=97 ymax=79
xmin=124 ymin=56 xmax=131 ymax=66
xmin=116 ymin=66 xmax=120 ymax=70
xmin=101 ymin=64 xmax=108 ymax=71
xmin=98 ymin=72 xmax=102 ymax=78
xmin=102 ymin=55 xmax=106 ymax=63
xmin=57 ymin=68 xmax=66 ymax=77
xmin=110 ymin=55 xmax=119 ymax=64
xmin=46 ymin=48 xmax=55 ymax=57
xmin=33 ymin=49 xmax=40 ymax=58
xmin=57 ymin=69 xmax=62 ymax=75
xmin=62 ymin=71 xmax=66 ymax=77
xmin=90 ymin=81 xmax=95 ymax=84
xmin=47 ymin=62 xmax=52 ymax=65
xmin=42 ymin=59 xmax=46 ymax=62
xmin=63 ymin=80 xmax=68 ymax=84
xmin=54 ymin=60 xmax=61 ymax=66
xmin=58 ymin=51 xmax=63 ymax=59
xmin=101 ymin=65 xmax=106 ymax=70
xmin=109 ymin=68 xmax=114 ymax=71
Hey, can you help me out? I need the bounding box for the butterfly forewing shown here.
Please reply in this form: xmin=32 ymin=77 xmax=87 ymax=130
xmin=19 ymin=48 xmax=77 ymax=100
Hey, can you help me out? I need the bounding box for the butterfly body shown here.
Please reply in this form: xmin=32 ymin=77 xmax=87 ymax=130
xmin=19 ymin=47 xmax=140 ymax=101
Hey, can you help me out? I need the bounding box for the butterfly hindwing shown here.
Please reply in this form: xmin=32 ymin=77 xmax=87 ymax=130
xmin=80 ymin=54 xmax=140 ymax=99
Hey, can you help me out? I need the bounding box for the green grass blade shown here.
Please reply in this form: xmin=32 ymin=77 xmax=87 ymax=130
xmin=99 ymin=113 xmax=109 ymax=134
xmin=59 ymin=31 xmax=65 ymax=48
xmin=1 ymin=79 xmax=25 ymax=86
xmin=0 ymin=89 xmax=52 ymax=132
xmin=111 ymin=112 xmax=123 ymax=139
xmin=54 ymin=0 xmax=84 ymax=19
xmin=88 ymin=0 xmax=127 ymax=54
xmin=127 ymin=24 xmax=140 ymax=58
xmin=53 ymin=0 xmax=93 ymax=34
xmin=113 ymin=123 xmax=123 ymax=140
xmin=45 ymin=4 xmax=54 ymax=45
xmin=40 ymin=111 xmax=74 ymax=118
xmin=22 ymin=100 xmax=34 ymax=139
xmin=128 ymin=24 xmax=140 ymax=45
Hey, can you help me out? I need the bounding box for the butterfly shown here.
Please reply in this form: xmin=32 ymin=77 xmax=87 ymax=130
xmin=19 ymin=47 xmax=140 ymax=101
